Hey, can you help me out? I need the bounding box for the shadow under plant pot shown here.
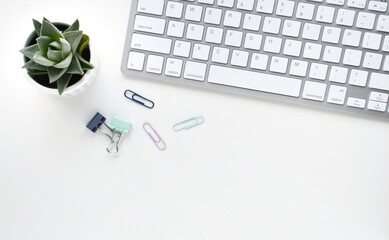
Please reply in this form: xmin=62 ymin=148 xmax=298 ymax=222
xmin=21 ymin=20 xmax=97 ymax=97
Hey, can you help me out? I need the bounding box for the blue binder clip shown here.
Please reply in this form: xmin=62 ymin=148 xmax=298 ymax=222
xmin=124 ymin=89 xmax=154 ymax=109
xmin=86 ymin=112 xmax=132 ymax=154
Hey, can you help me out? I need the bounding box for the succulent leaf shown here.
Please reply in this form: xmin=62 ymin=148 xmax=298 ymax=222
xmin=49 ymin=41 xmax=61 ymax=50
xmin=57 ymin=74 xmax=72 ymax=95
xmin=28 ymin=70 xmax=49 ymax=76
xmin=37 ymin=36 xmax=53 ymax=57
xmin=59 ymin=38 xmax=71 ymax=57
xmin=20 ymin=44 xmax=40 ymax=60
xmin=65 ymin=19 xmax=80 ymax=33
xmin=67 ymin=55 xmax=84 ymax=75
xmin=47 ymin=49 xmax=63 ymax=62
xmin=32 ymin=19 xmax=42 ymax=36
xmin=63 ymin=30 xmax=82 ymax=54
xmin=33 ymin=52 xmax=56 ymax=67
xmin=53 ymin=53 xmax=73 ymax=69
xmin=23 ymin=60 xmax=48 ymax=71
xmin=76 ymin=52 xmax=94 ymax=70
xmin=40 ymin=19 xmax=63 ymax=40
xmin=77 ymin=34 xmax=90 ymax=55
xmin=48 ymin=67 xmax=68 ymax=83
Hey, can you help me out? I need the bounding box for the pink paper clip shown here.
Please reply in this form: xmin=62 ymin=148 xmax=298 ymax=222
xmin=143 ymin=122 xmax=166 ymax=151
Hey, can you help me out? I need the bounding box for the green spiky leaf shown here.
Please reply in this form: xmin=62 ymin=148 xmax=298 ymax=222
xmin=57 ymin=73 xmax=72 ymax=95
xmin=20 ymin=44 xmax=40 ymax=60
xmin=77 ymin=34 xmax=89 ymax=55
xmin=28 ymin=70 xmax=48 ymax=76
xmin=40 ymin=19 xmax=63 ymax=40
xmin=33 ymin=19 xmax=42 ymax=36
xmin=67 ymin=55 xmax=84 ymax=75
xmin=76 ymin=52 xmax=94 ymax=70
xmin=59 ymin=38 xmax=71 ymax=57
xmin=37 ymin=36 xmax=53 ymax=57
xmin=65 ymin=19 xmax=79 ymax=33
xmin=53 ymin=53 xmax=72 ymax=69
xmin=47 ymin=49 xmax=63 ymax=62
xmin=63 ymin=30 xmax=82 ymax=54
xmin=48 ymin=67 xmax=68 ymax=83
xmin=33 ymin=52 xmax=56 ymax=67
xmin=23 ymin=60 xmax=48 ymax=71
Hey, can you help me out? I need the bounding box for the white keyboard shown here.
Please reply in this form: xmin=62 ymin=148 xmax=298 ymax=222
xmin=121 ymin=0 xmax=389 ymax=119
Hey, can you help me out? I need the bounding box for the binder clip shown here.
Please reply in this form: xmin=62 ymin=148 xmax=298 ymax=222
xmin=86 ymin=112 xmax=132 ymax=154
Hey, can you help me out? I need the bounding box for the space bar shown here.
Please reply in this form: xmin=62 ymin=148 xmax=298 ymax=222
xmin=208 ymin=65 xmax=302 ymax=97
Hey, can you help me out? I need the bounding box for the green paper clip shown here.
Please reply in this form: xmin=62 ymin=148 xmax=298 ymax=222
xmin=173 ymin=115 xmax=205 ymax=131
xmin=107 ymin=117 xmax=132 ymax=154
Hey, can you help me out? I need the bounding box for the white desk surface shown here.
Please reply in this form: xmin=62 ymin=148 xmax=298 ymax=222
xmin=1 ymin=1 xmax=389 ymax=239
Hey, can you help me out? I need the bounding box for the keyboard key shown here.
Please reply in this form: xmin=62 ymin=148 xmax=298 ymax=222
xmin=134 ymin=15 xmax=166 ymax=35
xmin=347 ymin=97 xmax=366 ymax=108
xmin=262 ymin=17 xmax=281 ymax=34
xmin=167 ymin=21 xmax=185 ymax=37
xmin=384 ymin=56 xmax=389 ymax=72
xmin=257 ymin=0 xmax=276 ymax=14
xmin=302 ymin=23 xmax=321 ymax=40
xmin=243 ymin=14 xmax=261 ymax=31
xmin=244 ymin=33 xmax=262 ymax=50
xmin=204 ymin=8 xmax=223 ymax=25
xmin=327 ymin=85 xmax=347 ymax=105
xmin=165 ymin=58 xmax=183 ymax=77
xmin=264 ymin=36 xmax=282 ymax=54
xmin=205 ymin=27 xmax=224 ymax=44
xmin=186 ymin=24 xmax=204 ymax=41
xmin=137 ymin=0 xmax=165 ymax=16
xmin=342 ymin=29 xmax=362 ymax=47
xmin=289 ymin=60 xmax=308 ymax=77
xmin=283 ymin=39 xmax=302 ymax=57
xmin=269 ymin=56 xmax=288 ymax=74
xmin=309 ymin=63 xmax=328 ymax=80
xmin=343 ymin=49 xmax=362 ymax=66
xmin=146 ymin=55 xmax=164 ymax=74
xmin=302 ymin=81 xmax=327 ymax=102
xmin=127 ymin=51 xmax=145 ymax=71
xmin=329 ymin=66 xmax=348 ymax=83
xmin=369 ymin=73 xmax=389 ymax=91
xmin=231 ymin=50 xmax=249 ymax=67
xmin=217 ymin=0 xmax=234 ymax=8
xmin=212 ymin=47 xmax=230 ymax=64
xmin=326 ymin=0 xmax=344 ymax=5
xmin=303 ymin=42 xmax=322 ymax=60
xmin=368 ymin=1 xmax=388 ymax=12
xmin=316 ymin=6 xmax=335 ymax=23
xmin=184 ymin=61 xmax=207 ymax=81
xmin=276 ymin=0 xmax=295 ymax=17
xmin=362 ymin=33 xmax=382 ymax=50
xmin=347 ymin=0 xmax=366 ymax=9
xmin=173 ymin=40 xmax=191 ymax=57
xmin=282 ymin=20 xmax=301 ymax=38
xmin=237 ymin=0 xmax=255 ymax=10
xmin=336 ymin=9 xmax=355 ymax=26
xmin=198 ymin=0 xmax=215 ymax=4
xmin=368 ymin=101 xmax=387 ymax=112
xmin=363 ymin=52 xmax=383 ymax=70
xmin=349 ymin=69 xmax=368 ymax=87
xmin=323 ymin=46 xmax=342 ymax=63
xmin=250 ymin=53 xmax=269 ymax=70
xmin=185 ymin=4 xmax=203 ymax=22
xmin=225 ymin=30 xmax=243 ymax=47
xmin=322 ymin=26 xmax=341 ymax=44
xmin=356 ymin=12 xmax=376 ymax=30
xmin=370 ymin=92 xmax=389 ymax=103
xmin=131 ymin=33 xmax=172 ymax=54
xmin=296 ymin=3 xmax=315 ymax=20
xmin=383 ymin=36 xmax=389 ymax=52
xmin=377 ymin=15 xmax=389 ymax=33
xmin=166 ymin=1 xmax=184 ymax=19
xmin=208 ymin=65 xmax=302 ymax=97
xmin=224 ymin=10 xmax=242 ymax=28
xmin=192 ymin=44 xmax=210 ymax=61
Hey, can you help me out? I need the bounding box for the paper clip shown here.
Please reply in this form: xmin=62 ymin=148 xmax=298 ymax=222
xmin=143 ymin=122 xmax=166 ymax=150
xmin=86 ymin=112 xmax=132 ymax=154
xmin=173 ymin=115 xmax=205 ymax=131
xmin=124 ymin=90 xmax=154 ymax=109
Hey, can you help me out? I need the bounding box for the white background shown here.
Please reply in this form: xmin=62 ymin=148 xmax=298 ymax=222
xmin=1 ymin=0 xmax=389 ymax=239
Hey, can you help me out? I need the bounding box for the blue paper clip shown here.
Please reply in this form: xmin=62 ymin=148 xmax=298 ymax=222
xmin=124 ymin=90 xmax=154 ymax=109
xmin=173 ymin=115 xmax=205 ymax=131
xmin=86 ymin=112 xmax=132 ymax=154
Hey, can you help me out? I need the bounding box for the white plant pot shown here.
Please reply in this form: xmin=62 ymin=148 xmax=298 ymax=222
xmin=22 ymin=23 xmax=97 ymax=97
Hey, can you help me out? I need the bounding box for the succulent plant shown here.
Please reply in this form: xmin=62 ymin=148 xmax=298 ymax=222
xmin=20 ymin=18 xmax=94 ymax=95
